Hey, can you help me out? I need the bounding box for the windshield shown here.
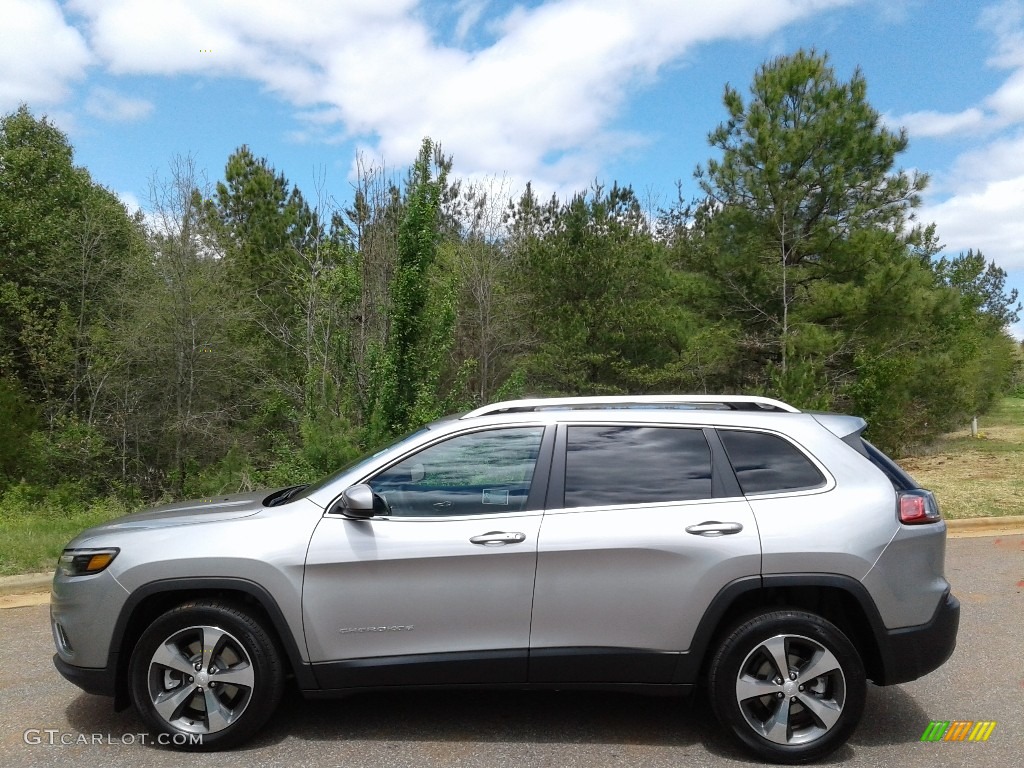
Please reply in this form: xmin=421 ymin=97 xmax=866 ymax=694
xmin=290 ymin=427 xmax=432 ymax=504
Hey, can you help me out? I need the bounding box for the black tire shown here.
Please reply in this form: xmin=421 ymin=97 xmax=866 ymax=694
xmin=128 ymin=600 xmax=285 ymax=751
xmin=708 ymin=610 xmax=866 ymax=764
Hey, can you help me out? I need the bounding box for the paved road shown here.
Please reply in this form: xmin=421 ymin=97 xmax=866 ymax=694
xmin=2 ymin=535 xmax=1021 ymax=768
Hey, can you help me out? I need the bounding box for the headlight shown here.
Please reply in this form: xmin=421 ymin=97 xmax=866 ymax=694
xmin=58 ymin=548 xmax=120 ymax=577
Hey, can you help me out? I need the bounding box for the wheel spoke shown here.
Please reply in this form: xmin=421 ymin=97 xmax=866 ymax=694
xmin=762 ymin=698 xmax=792 ymax=744
xmin=798 ymin=647 xmax=840 ymax=684
xmin=736 ymin=674 xmax=782 ymax=703
xmin=214 ymin=663 xmax=254 ymax=689
xmin=150 ymin=641 xmax=196 ymax=677
xmin=204 ymin=689 xmax=234 ymax=732
xmin=201 ymin=626 xmax=227 ymax=672
xmin=797 ymin=692 xmax=843 ymax=731
xmin=153 ymin=681 xmax=199 ymax=723
xmin=760 ymin=635 xmax=791 ymax=681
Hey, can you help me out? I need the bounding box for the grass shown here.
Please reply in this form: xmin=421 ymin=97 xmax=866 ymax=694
xmin=0 ymin=494 xmax=136 ymax=576
xmin=900 ymin=397 xmax=1024 ymax=519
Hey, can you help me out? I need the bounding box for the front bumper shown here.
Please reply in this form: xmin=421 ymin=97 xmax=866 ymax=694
xmin=876 ymin=590 xmax=960 ymax=685
xmin=53 ymin=654 xmax=116 ymax=697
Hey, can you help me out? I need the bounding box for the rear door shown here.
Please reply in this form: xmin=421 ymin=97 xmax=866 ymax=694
xmin=529 ymin=423 xmax=761 ymax=683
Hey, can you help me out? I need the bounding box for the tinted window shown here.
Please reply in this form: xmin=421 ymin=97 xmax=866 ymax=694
xmin=564 ymin=426 xmax=712 ymax=508
xmin=719 ymin=430 xmax=825 ymax=495
xmin=369 ymin=427 xmax=543 ymax=517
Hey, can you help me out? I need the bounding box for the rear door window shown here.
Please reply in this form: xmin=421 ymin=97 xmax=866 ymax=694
xmin=564 ymin=426 xmax=713 ymax=508
xmin=718 ymin=429 xmax=825 ymax=495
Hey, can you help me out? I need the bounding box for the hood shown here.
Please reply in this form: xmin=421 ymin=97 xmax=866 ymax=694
xmin=82 ymin=489 xmax=275 ymax=534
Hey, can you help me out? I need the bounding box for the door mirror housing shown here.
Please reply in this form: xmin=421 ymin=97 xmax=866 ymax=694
xmin=339 ymin=484 xmax=376 ymax=518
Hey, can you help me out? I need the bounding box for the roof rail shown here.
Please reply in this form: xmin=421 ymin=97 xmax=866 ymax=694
xmin=461 ymin=395 xmax=799 ymax=419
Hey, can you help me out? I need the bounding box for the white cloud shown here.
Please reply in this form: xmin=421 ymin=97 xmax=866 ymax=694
xmin=948 ymin=132 xmax=1024 ymax=190
xmin=886 ymin=0 xmax=1024 ymax=139
xmin=68 ymin=0 xmax=416 ymax=78
xmin=888 ymin=108 xmax=988 ymax=138
xmin=868 ymin=0 xmax=919 ymax=25
xmin=116 ymin=189 xmax=142 ymax=214
xmin=898 ymin=2 xmax=1024 ymax=337
xmin=62 ymin=0 xmax=856 ymax=194
xmin=979 ymin=1 xmax=1024 ymax=125
xmin=922 ymin=177 xmax=1024 ymax=270
xmin=985 ymin=68 xmax=1024 ymax=122
xmin=454 ymin=0 xmax=490 ymax=43
xmin=981 ymin=0 xmax=1024 ymax=68
xmin=920 ymin=132 xmax=1024 ymax=272
xmin=0 ymin=0 xmax=91 ymax=111
xmin=312 ymin=0 xmax=861 ymax=192
xmin=84 ymin=86 xmax=153 ymax=121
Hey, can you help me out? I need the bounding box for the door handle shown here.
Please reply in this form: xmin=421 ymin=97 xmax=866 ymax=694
xmin=685 ymin=521 xmax=744 ymax=536
xmin=469 ymin=531 xmax=527 ymax=546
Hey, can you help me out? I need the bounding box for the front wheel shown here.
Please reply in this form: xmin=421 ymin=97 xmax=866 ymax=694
xmin=129 ymin=600 xmax=285 ymax=750
xmin=708 ymin=610 xmax=866 ymax=764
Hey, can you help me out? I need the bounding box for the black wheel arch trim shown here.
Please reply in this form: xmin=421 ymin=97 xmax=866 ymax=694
xmin=673 ymin=573 xmax=956 ymax=687
xmin=673 ymin=575 xmax=762 ymax=684
xmin=107 ymin=577 xmax=317 ymax=708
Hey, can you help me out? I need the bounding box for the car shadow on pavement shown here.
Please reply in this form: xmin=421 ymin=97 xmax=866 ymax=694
xmin=849 ymin=685 xmax=935 ymax=747
xmin=63 ymin=680 xmax=931 ymax=760
xmin=65 ymin=693 xmax=147 ymax=736
xmin=256 ymin=687 xmax=710 ymax=749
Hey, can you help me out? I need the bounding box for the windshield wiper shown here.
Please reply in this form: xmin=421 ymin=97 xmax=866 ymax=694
xmin=269 ymin=484 xmax=308 ymax=506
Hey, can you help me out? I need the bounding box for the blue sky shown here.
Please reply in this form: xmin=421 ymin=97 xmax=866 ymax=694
xmin=3 ymin=0 xmax=1024 ymax=338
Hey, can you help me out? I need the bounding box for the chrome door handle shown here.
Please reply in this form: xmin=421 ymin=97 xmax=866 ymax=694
xmin=469 ymin=531 xmax=527 ymax=546
xmin=686 ymin=521 xmax=744 ymax=536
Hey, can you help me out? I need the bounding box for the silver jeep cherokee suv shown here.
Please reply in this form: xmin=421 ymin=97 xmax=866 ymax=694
xmin=51 ymin=395 xmax=959 ymax=763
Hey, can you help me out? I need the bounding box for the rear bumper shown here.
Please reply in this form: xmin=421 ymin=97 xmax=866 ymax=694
xmin=876 ymin=590 xmax=960 ymax=685
xmin=53 ymin=654 xmax=116 ymax=698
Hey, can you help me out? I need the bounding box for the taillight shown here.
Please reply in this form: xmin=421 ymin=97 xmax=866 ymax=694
xmin=898 ymin=490 xmax=941 ymax=525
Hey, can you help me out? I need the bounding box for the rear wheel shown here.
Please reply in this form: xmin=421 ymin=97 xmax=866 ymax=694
xmin=129 ymin=600 xmax=284 ymax=750
xmin=708 ymin=610 xmax=866 ymax=764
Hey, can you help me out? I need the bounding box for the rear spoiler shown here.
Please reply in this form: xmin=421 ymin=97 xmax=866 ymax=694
xmin=811 ymin=413 xmax=869 ymax=457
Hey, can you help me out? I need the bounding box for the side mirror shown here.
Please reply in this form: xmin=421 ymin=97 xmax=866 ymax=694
xmin=339 ymin=484 xmax=376 ymax=519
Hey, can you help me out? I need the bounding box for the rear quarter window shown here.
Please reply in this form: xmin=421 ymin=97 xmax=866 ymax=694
xmin=719 ymin=429 xmax=825 ymax=495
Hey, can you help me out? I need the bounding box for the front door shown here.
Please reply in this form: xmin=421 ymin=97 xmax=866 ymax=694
xmin=303 ymin=425 xmax=549 ymax=688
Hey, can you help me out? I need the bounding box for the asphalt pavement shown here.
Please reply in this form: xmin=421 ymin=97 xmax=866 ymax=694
xmin=1 ymin=533 xmax=1021 ymax=768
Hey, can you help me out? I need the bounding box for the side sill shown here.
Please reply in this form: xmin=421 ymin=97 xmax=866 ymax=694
xmin=311 ymin=649 xmax=527 ymax=689
xmin=302 ymin=682 xmax=695 ymax=698
xmin=310 ymin=647 xmax=680 ymax=690
xmin=529 ymin=648 xmax=678 ymax=683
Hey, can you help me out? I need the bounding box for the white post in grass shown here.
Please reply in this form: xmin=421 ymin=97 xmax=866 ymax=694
xmin=971 ymin=416 xmax=978 ymax=438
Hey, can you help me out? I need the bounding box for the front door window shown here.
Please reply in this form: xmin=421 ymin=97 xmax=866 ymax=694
xmin=368 ymin=427 xmax=544 ymax=517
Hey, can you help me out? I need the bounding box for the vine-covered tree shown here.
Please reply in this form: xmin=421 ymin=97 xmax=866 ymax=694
xmin=365 ymin=138 xmax=462 ymax=440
